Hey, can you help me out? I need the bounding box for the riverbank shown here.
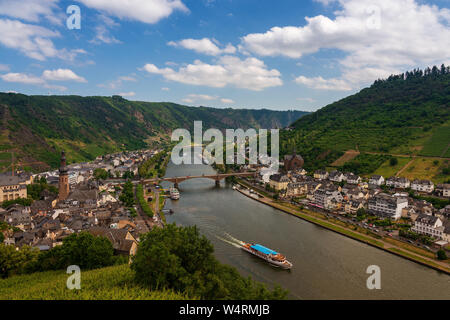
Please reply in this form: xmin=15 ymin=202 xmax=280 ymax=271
xmin=234 ymin=180 xmax=450 ymax=275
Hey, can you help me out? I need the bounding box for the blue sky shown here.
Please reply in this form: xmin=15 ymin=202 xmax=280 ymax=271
xmin=0 ymin=0 xmax=449 ymax=111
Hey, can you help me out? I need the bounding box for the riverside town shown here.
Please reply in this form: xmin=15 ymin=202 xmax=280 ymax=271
xmin=0 ymin=0 xmax=449 ymax=314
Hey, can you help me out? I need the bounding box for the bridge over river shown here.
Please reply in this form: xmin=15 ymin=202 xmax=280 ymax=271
xmin=140 ymin=172 xmax=257 ymax=188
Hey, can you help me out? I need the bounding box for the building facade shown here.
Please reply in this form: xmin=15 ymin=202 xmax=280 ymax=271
xmin=0 ymin=175 xmax=27 ymax=203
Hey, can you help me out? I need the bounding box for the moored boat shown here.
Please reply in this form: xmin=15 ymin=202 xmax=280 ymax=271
xmin=241 ymin=243 xmax=293 ymax=269
xmin=169 ymin=187 xmax=180 ymax=200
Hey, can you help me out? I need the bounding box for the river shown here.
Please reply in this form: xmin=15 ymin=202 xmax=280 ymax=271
xmin=162 ymin=159 xmax=450 ymax=300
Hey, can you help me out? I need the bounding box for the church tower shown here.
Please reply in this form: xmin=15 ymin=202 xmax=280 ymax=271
xmin=58 ymin=151 xmax=69 ymax=201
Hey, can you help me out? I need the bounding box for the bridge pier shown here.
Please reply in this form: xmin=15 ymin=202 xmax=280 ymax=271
xmin=215 ymin=180 xmax=220 ymax=187
xmin=174 ymin=182 xmax=179 ymax=189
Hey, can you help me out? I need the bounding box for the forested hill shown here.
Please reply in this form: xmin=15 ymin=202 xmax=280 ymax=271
xmin=0 ymin=93 xmax=307 ymax=169
xmin=282 ymin=65 xmax=450 ymax=171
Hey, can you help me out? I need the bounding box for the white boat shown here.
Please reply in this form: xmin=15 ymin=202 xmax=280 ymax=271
xmin=169 ymin=187 xmax=180 ymax=200
xmin=241 ymin=243 xmax=293 ymax=269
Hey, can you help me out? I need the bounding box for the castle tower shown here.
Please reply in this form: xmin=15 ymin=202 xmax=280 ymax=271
xmin=58 ymin=151 xmax=70 ymax=201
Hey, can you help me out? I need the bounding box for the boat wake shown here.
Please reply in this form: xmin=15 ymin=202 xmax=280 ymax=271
xmin=215 ymin=232 xmax=245 ymax=249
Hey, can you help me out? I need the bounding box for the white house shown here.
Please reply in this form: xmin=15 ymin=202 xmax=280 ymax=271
xmin=411 ymin=180 xmax=434 ymax=193
xmin=412 ymin=214 xmax=444 ymax=240
xmin=369 ymin=175 xmax=385 ymax=186
xmin=386 ymin=177 xmax=410 ymax=189
xmin=346 ymin=174 xmax=362 ymax=185
xmin=314 ymin=170 xmax=329 ymax=180
xmin=368 ymin=193 xmax=408 ymax=220
xmin=329 ymin=171 xmax=345 ymax=183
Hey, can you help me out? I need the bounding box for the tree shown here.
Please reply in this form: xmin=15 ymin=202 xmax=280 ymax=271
xmin=0 ymin=245 xmax=39 ymax=278
xmin=93 ymin=168 xmax=109 ymax=180
xmin=119 ymin=181 xmax=134 ymax=207
xmin=61 ymin=232 xmax=114 ymax=269
xmin=437 ymin=249 xmax=447 ymax=261
xmin=390 ymin=158 xmax=398 ymax=166
xmin=132 ymin=224 xmax=287 ymax=299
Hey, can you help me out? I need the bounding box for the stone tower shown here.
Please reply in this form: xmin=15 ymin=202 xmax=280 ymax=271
xmin=58 ymin=151 xmax=70 ymax=201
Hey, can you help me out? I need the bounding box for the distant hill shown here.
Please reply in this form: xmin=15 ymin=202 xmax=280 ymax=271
xmin=0 ymin=93 xmax=307 ymax=170
xmin=281 ymin=64 xmax=450 ymax=179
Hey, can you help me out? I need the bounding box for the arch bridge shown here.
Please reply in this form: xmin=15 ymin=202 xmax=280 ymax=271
xmin=141 ymin=172 xmax=257 ymax=188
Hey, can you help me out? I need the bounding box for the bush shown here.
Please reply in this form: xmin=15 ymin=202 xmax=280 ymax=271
xmin=27 ymin=232 xmax=115 ymax=273
xmin=132 ymin=224 xmax=287 ymax=300
xmin=1 ymin=198 xmax=33 ymax=209
xmin=0 ymin=245 xmax=39 ymax=278
xmin=437 ymin=249 xmax=447 ymax=261
xmin=390 ymin=158 xmax=398 ymax=166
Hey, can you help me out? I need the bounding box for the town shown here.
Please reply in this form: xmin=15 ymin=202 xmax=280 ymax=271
xmin=234 ymin=150 xmax=450 ymax=260
xmin=0 ymin=149 xmax=165 ymax=256
xmin=0 ymin=146 xmax=449 ymax=268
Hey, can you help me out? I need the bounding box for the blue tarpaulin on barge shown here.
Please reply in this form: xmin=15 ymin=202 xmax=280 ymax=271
xmin=251 ymin=244 xmax=278 ymax=255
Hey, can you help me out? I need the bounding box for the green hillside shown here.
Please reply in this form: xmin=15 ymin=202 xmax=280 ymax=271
xmin=0 ymin=264 xmax=189 ymax=300
xmin=0 ymin=93 xmax=307 ymax=170
xmin=281 ymin=65 xmax=450 ymax=175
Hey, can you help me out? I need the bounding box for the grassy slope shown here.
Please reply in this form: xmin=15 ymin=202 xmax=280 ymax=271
xmin=0 ymin=93 xmax=307 ymax=170
xmin=282 ymin=68 xmax=450 ymax=176
xmin=0 ymin=264 xmax=190 ymax=300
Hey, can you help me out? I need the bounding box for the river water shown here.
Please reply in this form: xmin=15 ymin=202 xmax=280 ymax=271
xmin=162 ymin=159 xmax=450 ymax=300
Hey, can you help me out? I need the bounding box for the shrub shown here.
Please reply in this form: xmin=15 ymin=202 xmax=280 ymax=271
xmin=437 ymin=249 xmax=447 ymax=261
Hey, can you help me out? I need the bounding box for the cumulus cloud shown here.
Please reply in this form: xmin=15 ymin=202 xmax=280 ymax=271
xmin=1 ymin=68 xmax=87 ymax=91
xmin=1 ymin=72 xmax=44 ymax=85
xmin=0 ymin=0 xmax=62 ymax=25
xmin=168 ymin=38 xmax=236 ymax=56
xmin=42 ymin=69 xmax=87 ymax=82
xmin=142 ymin=56 xmax=282 ymax=91
xmin=76 ymin=0 xmax=189 ymax=24
xmin=0 ymin=19 xmax=85 ymax=61
xmin=241 ymin=0 xmax=450 ymax=90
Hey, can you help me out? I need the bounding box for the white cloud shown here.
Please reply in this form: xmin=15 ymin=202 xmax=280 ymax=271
xmin=42 ymin=69 xmax=87 ymax=82
xmin=161 ymin=87 xmax=170 ymax=91
xmin=142 ymin=56 xmax=282 ymax=91
xmin=90 ymin=14 xmax=122 ymax=44
xmin=1 ymin=72 xmax=44 ymax=85
xmin=76 ymin=0 xmax=189 ymax=24
xmin=295 ymin=76 xmax=352 ymax=91
xmin=0 ymin=64 xmax=9 ymax=72
xmin=220 ymin=98 xmax=234 ymax=104
xmin=117 ymin=91 xmax=136 ymax=97
xmin=0 ymin=18 xmax=84 ymax=61
xmin=297 ymin=97 xmax=316 ymax=103
xmin=0 ymin=0 xmax=62 ymax=24
xmin=98 ymin=75 xmax=136 ymax=89
xmin=241 ymin=0 xmax=450 ymax=90
xmin=183 ymin=94 xmax=218 ymax=103
xmin=168 ymin=38 xmax=236 ymax=56
xmin=1 ymin=69 xmax=86 ymax=90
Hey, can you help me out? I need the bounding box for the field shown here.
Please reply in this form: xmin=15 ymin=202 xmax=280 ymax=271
xmin=0 ymin=264 xmax=189 ymax=300
xmin=419 ymin=125 xmax=450 ymax=157
xmin=331 ymin=150 xmax=360 ymax=166
xmin=401 ymin=158 xmax=450 ymax=183
xmin=372 ymin=157 xmax=412 ymax=178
